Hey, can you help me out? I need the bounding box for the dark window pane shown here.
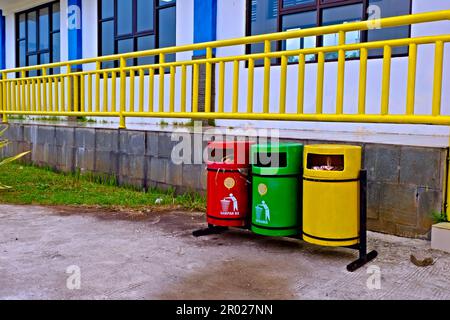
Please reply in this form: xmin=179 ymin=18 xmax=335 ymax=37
xmin=322 ymin=4 xmax=363 ymax=60
xmin=39 ymin=8 xmax=50 ymax=50
xmin=137 ymin=0 xmax=154 ymax=32
xmin=101 ymin=20 xmax=115 ymax=69
xmin=137 ymin=35 xmax=155 ymax=65
xmin=282 ymin=0 xmax=314 ymax=8
xmin=40 ymin=52 xmax=50 ymax=65
xmin=118 ymin=38 xmax=134 ymax=66
xmin=52 ymin=32 xmax=61 ymax=74
xmin=158 ymin=6 xmax=176 ymax=61
xmin=250 ymin=0 xmax=278 ymax=65
xmin=368 ymin=0 xmax=411 ymax=57
xmin=101 ymin=0 xmax=114 ymax=19
xmin=52 ymin=3 xmax=60 ymax=31
xmin=19 ymin=40 xmax=26 ymax=67
xmin=19 ymin=14 xmax=26 ymax=39
xmin=28 ymin=54 xmax=38 ymax=76
xmin=158 ymin=0 xmax=175 ymax=6
xmin=250 ymin=0 xmax=277 ymax=35
xmin=118 ymin=38 xmax=134 ymax=53
xmin=28 ymin=54 xmax=37 ymax=65
xmin=52 ymin=32 xmax=60 ymax=62
xmin=281 ymin=10 xmax=317 ymax=63
xmin=27 ymin=11 xmax=37 ymax=52
xmin=101 ymin=20 xmax=114 ymax=55
xmin=117 ymin=0 xmax=133 ymax=35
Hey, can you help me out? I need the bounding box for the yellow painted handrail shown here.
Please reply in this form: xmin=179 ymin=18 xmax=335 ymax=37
xmin=0 ymin=9 xmax=449 ymax=127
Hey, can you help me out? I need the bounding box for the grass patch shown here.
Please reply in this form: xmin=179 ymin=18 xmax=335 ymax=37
xmin=0 ymin=163 xmax=205 ymax=212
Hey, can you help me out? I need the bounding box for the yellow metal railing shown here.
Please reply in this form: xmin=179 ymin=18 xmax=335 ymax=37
xmin=0 ymin=10 xmax=449 ymax=128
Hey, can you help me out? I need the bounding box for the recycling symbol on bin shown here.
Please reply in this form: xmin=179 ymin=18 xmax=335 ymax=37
xmin=255 ymin=183 xmax=270 ymax=224
xmin=220 ymin=194 xmax=239 ymax=216
xmin=255 ymin=200 xmax=271 ymax=225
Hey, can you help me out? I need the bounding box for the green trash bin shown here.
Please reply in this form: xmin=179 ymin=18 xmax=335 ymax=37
xmin=251 ymin=143 xmax=303 ymax=237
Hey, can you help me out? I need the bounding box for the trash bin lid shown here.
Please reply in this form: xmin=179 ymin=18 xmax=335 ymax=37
xmin=304 ymin=144 xmax=362 ymax=180
xmin=251 ymin=143 xmax=303 ymax=176
xmin=207 ymin=141 xmax=254 ymax=170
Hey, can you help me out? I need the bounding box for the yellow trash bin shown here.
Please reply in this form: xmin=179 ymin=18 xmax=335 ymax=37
xmin=302 ymin=145 xmax=362 ymax=247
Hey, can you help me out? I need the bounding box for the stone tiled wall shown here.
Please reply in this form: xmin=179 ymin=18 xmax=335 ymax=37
xmin=1 ymin=123 xmax=447 ymax=239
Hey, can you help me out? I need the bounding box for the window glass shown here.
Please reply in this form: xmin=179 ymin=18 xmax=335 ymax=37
xmin=281 ymin=10 xmax=317 ymax=62
xmin=28 ymin=55 xmax=37 ymax=66
xmin=52 ymin=33 xmax=61 ymax=74
xmin=137 ymin=35 xmax=156 ymax=65
xmin=322 ymin=4 xmax=363 ymax=60
xmin=52 ymin=3 xmax=60 ymax=31
xmin=368 ymin=0 xmax=411 ymax=57
xmin=118 ymin=38 xmax=134 ymax=54
xmin=101 ymin=20 xmax=115 ymax=56
xmin=27 ymin=11 xmax=37 ymax=52
xmin=282 ymin=0 xmax=314 ymax=8
xmin=52 ymin=33 xmax=60 ymax=62
xmin=159 ymin=0 xmax=175 ymax=6
xmin=250 ymin=0 xmax=277 ymax=36
xmin=19 ymin=14 xmax=26 ymax=39
xmin=19 ymin=40 xmax=26 ymax=67
xmin=98 ymin=0 xmax=176 ymax=67
xmin=137 ymin=0 xmax=154 ymax=32
xmin=247 ymin=0 xmax=411 ymax=63
xmin=158 ymin=6 xmax=176 ymax=62
xmin=40 ymin=53 xmax=50 ymax=65
xmin=18 ymin=3 xmax=60 ymax=71
xmin=101 ymin=20 xmax=115 ymax=69
xmin=118 ymin=38 xmax=134 ymax=66
xmin=39 ymin=8 xmax=50 ymax=50
xmin=28 ymin=55 xmax=38 ymax=76
xmin=117 ymin=0 xmax=133 ymax=35
xmin=101 ymin=0 xmax=114 ymax=19
xmin=250 ymin=0 xmax=278 ymax=65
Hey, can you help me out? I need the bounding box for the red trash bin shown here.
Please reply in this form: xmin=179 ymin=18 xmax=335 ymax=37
xmin=206 ymin=141 xmax=253 ymax=227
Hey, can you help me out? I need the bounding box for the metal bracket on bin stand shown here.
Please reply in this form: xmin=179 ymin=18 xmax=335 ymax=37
xmin=345 ymin=170 xmax=378 ymax=272
xmin=192 ymin=169 xmax=377 ymax=272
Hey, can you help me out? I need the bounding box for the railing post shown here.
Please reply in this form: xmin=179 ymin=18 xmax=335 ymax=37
xmin=406 ymin=43 xmax=417 ymax=115
xmin=42 ymin=68 xmax=47 ymax=113
xmin=205 ymin=47 xmax=212 ymax=113
xmin=381 ymin=45 xmax=392 ymax=115
xmin=316 ymin=52 xmax=325 ymax=114
xmin=263 ymin=40 xmax=271 ymax=114
xmin=67 ymin=64 xmax=72 ymax=114
xmin=358 ymin=48 xmax=368 ymax=115
xmin=1 ymin=72 xmax=6 ymax=123
xmin=336 ymin=31 xmax=346 ymax=114
xmin=119 ymin=57 xmax=126 ymax=129
xmin=432 ymin=41 xmax=444 ymax=117
xmin=232 ymin=60 xmax=240 ymax=114
xmin=279 ymin=55 xmax=287 ymax=114
xmin=159 ymin=53 xmax=165 ymax=113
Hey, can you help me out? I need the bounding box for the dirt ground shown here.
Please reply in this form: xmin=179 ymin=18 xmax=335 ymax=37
xmin=0 ymin=204 xmax=450 ymax=300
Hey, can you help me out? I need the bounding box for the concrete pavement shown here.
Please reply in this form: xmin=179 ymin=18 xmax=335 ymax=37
xmin=0 ymin=204 xmax=449 ymax=300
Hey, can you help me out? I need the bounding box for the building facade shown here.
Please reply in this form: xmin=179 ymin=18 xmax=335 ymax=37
xmin=0 ymin=0 xmax=449 ymax=134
